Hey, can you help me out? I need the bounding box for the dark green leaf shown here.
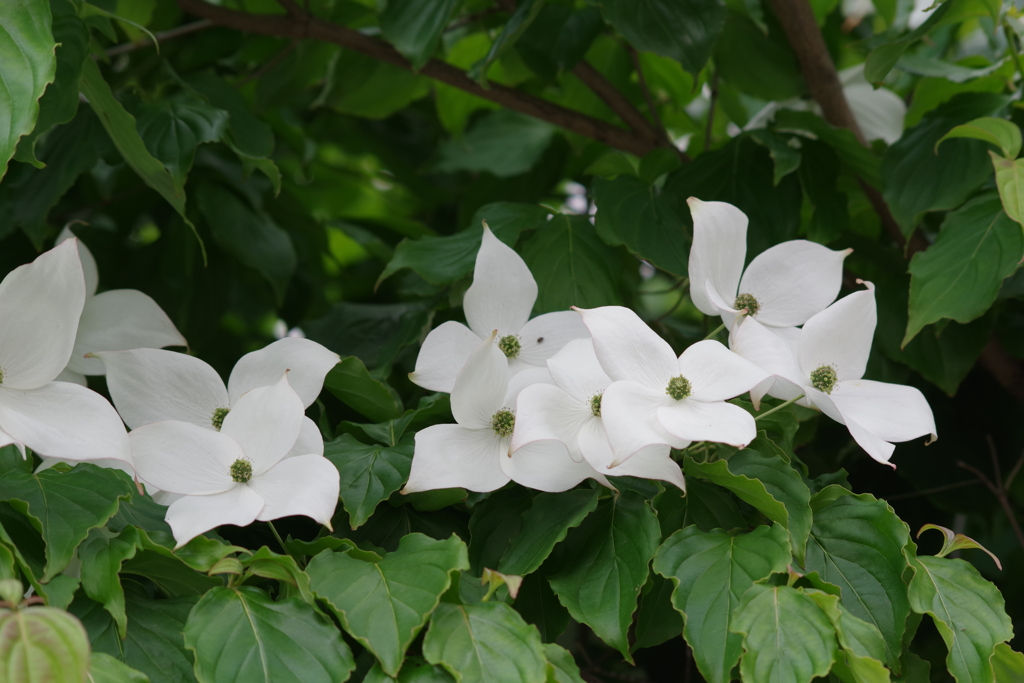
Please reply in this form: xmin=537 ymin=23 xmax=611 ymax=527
xmin=498 ymin=489 xmax=599 ymax=576
xmin=136 ymin=100 xmax=228 ymax=186
xmin=89 ymin=652 xmax=151 ymax=683
xmin=749 ymin=129 xmax=802 ymax=186
xmin=515 ymin=571 xmax=569 ymax=643
xmin=600 ymin=0 xmax=726 ymax=75
xmin=325 ymin=433 xmax=413 ymax=529
xmin=681 ymin=478 xmax=748 ymax=532
xmin=381 ymin=0 xmax=460 ymax=70
xmin=516 ymin=5 xmax=603 ymax=80
xmin=435 ymin=111 xmax=555 ymax=177
xmin=773 ymin=110 xmax=882 ymax=187
xmin=632 ymin=574 xmax=684 ymax=651
xmin=319 ymin=51 xmax=431 ymax=119
xmin=186 ymin=72 xmax=274 ymax=160
xmin=713 ymin=11 xmax=802 ymax=100
xmin=183 ymin=586 xmax=355 ymax=683
xmin=79 ymin=527 xmax=141 ymax=637
xmin=863 ymin=3 xmax=954 ymax=83
xmin=797 ymin=139 xmax=849 ymax=244
xmin=241 ymin=547 xmax=314 ymax=603
xmin=304 ymin=301 xmax=432 ymax=370
xmin=324 ymin=357 xmax=402 ymax=422
xmin=543 ymin=643 xmax=585 ymax=683
xmin=468 ymin=488 xmax=534 ymax=574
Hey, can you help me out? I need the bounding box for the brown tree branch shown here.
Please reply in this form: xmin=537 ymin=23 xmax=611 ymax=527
xmin=176 ymin=0 xmax=665 ymax=157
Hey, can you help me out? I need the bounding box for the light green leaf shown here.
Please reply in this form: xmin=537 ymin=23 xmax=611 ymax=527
xmin=917 ymin=524 xmax=1003 ymax=570
xmin=0 ymin=605 xmax=90 ymax=683
xmin=543 ymin=643 xmax=585 ymax=683
xmin=78 ymin=59 xmax=205 ymax=260
xmin=324 ymin=357 xmax=402 ymax=423
xmin=991 ymin=152 xmax=1024 ymax=226
xmin=600 ymin=0 xmax=726 ymax=75
xmin=653 ymin=524 xmax=791 ymax=683
xmin=993 ymin=644 xmax=1024 ymax=682
xmin=498 ymin=489 xmax=599 ymax=577
xmin=0 ymin=0 xmax=57 ymax=180
xmin=547 ymin=491 xmax=661 ymax=661
xmin=320 ymin=50 xmax=430 ymax=119
xmin=936 ymin=117 xmax=1021 ymax=158
xmin=730 ymin=584 xmax=838 ymax=683
xmin=470 ymin=0 xmax=547 ymax=86
xmin=183 ymin=586 xmax=355 ymax=683
xmin=308 ymin=533 xmax=467 ymax=676
xmin=88 ymin=652 xmax=151 ymax=683
xmin=364 ymin=659 xmax=456 ymax=682
xmin=381 ymin=0 xmax=460 ymax=70
xmin=240 ymin=547 xmax=314 ymax=604
xmin=906 ymin=555 xmax=1013 ymax=683
xmin=324 ymin=433 xmax=413 ymax=529
xmin=904 ymin=194 xmax=1023 ymax=346
xmin=805 ymin=589 xmax=891 ymax=683
xmin=423 ymin=601 xmax=548 ymax=683
xmin=435 ymin=110 xmax=555 ymax=178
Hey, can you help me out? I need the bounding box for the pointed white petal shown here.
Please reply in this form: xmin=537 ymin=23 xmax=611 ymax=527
xmin=503 ymin=439 xmax=610 ymax=492
xmin=504 ymin=366 xmax=553 ymax=405
xmin=510 ymin=383 xmax=587 ymax=462
xmin=677 ymin=340 xmax=771 ymax=402
xmin=809 ymin=390 xmax=896 ymax=466
xmin=227 ymin=338 xmax=339 ymax=407
xmin=657 ymin=399 xmax=757 ymax=447
xmin=93 ymin=349 xmax=229 ymax=430
xmin=576 ymin=417 xmax=616 ymax=469
xmin=602 ymin=441 xmax=686 ymax=492
xmin=463 ymin=226 xmax=537 ymax=339
xmin=799 ymin=283 xmax=876 ymax=382
xmin=728 ymin=317 xmax=806 ymax=404
xmin=165 ymin=485 xmax=264 ymax=548
xmin=515 ymin=311 xmax=590 ymax=368
xmin=0 ymin=382 xmax=132 ymax=467
xmin=53 ymin=368 xmax=87 ymax=386
xmin=151 ymin=490 xmax=184 ymax=506
xmin=251 ymin=454 xmax=339 ymax=526
xmin=403 ymin=424 xmax=510 ymax=493
xmin=284 ymin=417 xmax=324 ymax=459
xmin=0 ymin=426 xmax=26 ymax=460
xmin=830 ymin=379 xmax=936 ymax=444
xmin=705 ymin=281 xmax=743 ymax=330
xmin=546 ymin=338 xmax=611 ymax=402
xmin=601 ymin=381 xmax=688 ymax=466
xmin=129 ymin=420 xmax=240 ymax=495
xmin=575 ymin=306 xmax=677 ymax=390
xmin=57 ymin=227 xmax=98 ymax=297
xmin=0 ymin=240 xmax=86 ymax=389
xmin=451 ymin=333 xmax=508 ymax=430
xmin=737 ymin=241 xmax=850 ymax=328
xmin=221 ymin=374 xmax=304 ymax=476
xmin=687 ymin=198 xmax=747 ymax=317
xmin=66 ymin=290 xmax=188 ymax=375
xmin=409 ymin=321 xmax=482 ymax=394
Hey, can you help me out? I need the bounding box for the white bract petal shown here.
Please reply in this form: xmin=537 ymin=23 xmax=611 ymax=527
xmin=728 ymin=317 xmax=805 ymax=407
xmin=94 ymin=349 xmax=229 ymax=430
xmin=0 ymin=382 xmax=131 ymax=467
xmin=676 ymin=340 xmax=771 ymax=403
xmin=463 ymin=226 xmax=537 ymax=339
xmin=285 ymin=416 xmax=324 ymax=459
xmin=576 ymin=306 xmax=677 ymax=390
xmin=53 ymin=368 xmax=87 ymax=386
xmin=515 ymin=311 xmax=590 ymax=369
xmin=504 ymin=366 xmax=552 ymax=405
xmin=0 ymin=240 xmax=86 ymax=390
xmin=601 ymin=381 xmax=689 ymax=466
xmin=165 ymin=485 xmax=264 ymax=548
xmin=451 ymin=332 xmax=508 ymax=431
xmin=404 ymin=424 xmax=510 ymax=493
xmin=220 ymin=374 xmax=304 ymax=476
xmin=546 ymin=338 xmax=611 ymax=403
xmin=57 ymin=227 xmax=98 ymax=297
xmin=227 ymin=337 xmax=339 ymax=407
xmin=808 ymin=390 xmax=896 ymax=466
xmin=511 ymin=383 xmax=588 ymax=462
xmin=503 ymin=439 xmax=609 ymax=492
xmin=130 ymin=421 xmax=241 ymax=495
xmin=409 ymin=321 xmax=481 ymax=393
xmin=844 ymin=81 xmax=906 ymax=145
xmin=601 ymin=442 xmax=685 ymax=492
xmin=687 ymin=198 xmax=747 ymax=317
xmin=799 ymin=282 xmax=876 ymax=386
xmin=66 ymin=290 xmax=187 ymax=376
xmin=250 ymin=454 xmax=339 ymax=527
xmin=657 ymin=399 xmax=757 ymax=447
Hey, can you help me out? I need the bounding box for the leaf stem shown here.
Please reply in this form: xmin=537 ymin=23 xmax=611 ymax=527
xmin=702 ymin=323 xmax=726 ymax=341
xmin=267 ymin=521 xmax=290 ymax=557
xmin=755 ymin=395 xmax=804 ymax=421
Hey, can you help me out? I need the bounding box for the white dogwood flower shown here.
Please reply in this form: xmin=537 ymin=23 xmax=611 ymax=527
xmin=55 ymin=228 xmax=186 ymax=386
xmin=129 ymin=374 xmax=339 ymax=547
xmin=729 ymin=282 xmax=937 ymax=466
xmin=687 ymin=198 xmax=851 ymax=331
xmin=404 ymin=332 xmax=607 ymax=494
xmin=0 ymin=240 xmax=131 ymax=468
xmin=576 ymin=306 xmax=770 ymax=466
xmin=409 ymin=225 xmax=588 ymax=393
xmin=512 ymin=338 xmax=686 ymax=491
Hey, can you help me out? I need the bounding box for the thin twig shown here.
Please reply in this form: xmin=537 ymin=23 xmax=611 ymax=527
xmin=987 ymin=434 xmax=1005 ymax=491
xmin=105 ymin=19 xmax=215 ymax=56
xmin=882 ymin=478 xmax=980 ymax=501
xmin=958 ymin=460 xmax=1024 ymax=553
xmin=1005 ymin=451 xmax=1024 ymax=490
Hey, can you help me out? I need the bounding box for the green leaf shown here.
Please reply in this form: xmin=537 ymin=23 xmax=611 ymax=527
xmin=990 ymin=152 xmax=1024 ymax=226
xmin=378 ymin=202 xmax=549 ymax=286
xmin=600 ymin=0 xmax=726 ymax=75
xmin=0 ymin=604 xmax=90 ymax=683
xmin=686 ymin=442 xmax=813 ymax=564
xmin=653 ymin=524 xmax=791 ymax=683
xmin=467 ymin=488 xmax=533 ymax=574
xmin=750 ymin=129 xmax=802 ymax=186
xmin=543 ymin=643 xmax=585 ymax=683
xmin=320 ymin=51 xmax=430 ymax=119
xmin=88 ymin=652 xmax=151 ymax=683
xmin=183 ymin=586 xmax=355 ymax=683
xmin=136 ymin=100 xmax=228 ymax=186
xmin=906 ymin=554 xmax=1013 ymax=683
xmin=592 ymin=175 xmax=690 ymax=276
xmin=471 ymin=0 xmax=548 ymax=85
xmin=993 ymin=644 xmax=1024 ymax=682
xmin=195 ymin=182 xmax=296 ymax=303
xmin=380 ymin=0 xmax=460 ymax=70
xmin=547 ymin=491 xmax=660 ymax=661
xmin=324 ymin=433 xmax=413 ymax=529
xmin=78 ymin=60 xmax=204 ymax=260
xmin=308 ymin=533 xmax=467 ymax=676
xmin=713 ymin=11 xmax=803 ymax=100
xmin=797 ymin=139 xmax=849 ymax=244
xmin=324 ymin=357 xmax=402 ymax=423
xmin=79 ymin=527 xmax=140 ymax=638
xmin=0 ymin=464 xmax=133 ymax=581
xmin=773 ymin=109 xmax=882 ymax=187
xmin=304 ymin=301 xmax=432 ymax=371
xmin=882 ymin=92 xmax=1008 ymax=235
xmin=515 ymin=571 xmax=569 ymax=643
xmin=631 ymin=574 xmax=684 ymax=651
xmin=805 ymin=589 xmax=891 ymax=683
xmin=0 ymin=0 xmax=57 ymax=179
xmin=364 ymin=659 xmax=456 ymax=682
xmin=904 ymin=194 xmax=1023 ymax=345
xmin=498 ymin=489 xmax=599 ymax=576
xmin=936 ymin=117 xmax=1021 ymax=158
xmin=863 ymin=2 xmax=954 ymax=83
xmin=804 ymin=488 xmax=912 ymax=671
xmin=516 ymin=5 xmax=603 ymax=80
xmin=423 ymin=601 xmax=548 ymax=683
xmin=435 ymin=110 xmax=555 ymax=178
xmin=730 ymin=584 xmax=838 ymax=683
xmin=186 ymin=71 xmax=274 ymax=159
xmin=520 ymin=214 xmax=624 ymax=313
xmin=240 ymin=547 xmax=314 ymax=603
xmin=917 ymin=524 xmax=1002 ymax=569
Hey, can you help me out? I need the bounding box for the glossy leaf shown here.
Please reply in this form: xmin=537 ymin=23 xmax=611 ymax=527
xmin=136 ymin=100 xmax=229 ymax=186
xmin=990 ymin=152 xmax=1024 ymax=226
xmin=471 ymin=0 xmax=547 ymax=85
xmin=653 ymin=524 xmax=791 ymax=683
xmin=0 ymin=605 xmax=90 ymax=683
xmin=88 ymin=652 xmax=151 ymax=683
xmin=324 ymin=357 xmax=402 ymax=423
xmin=183 ymin=586 xmax=355 ymax=683
xmin=600 ymin=0 xmax=726 ymax=75
xmin=498 ymin=489 xmax=599 ymax=576
xmin=936 ymin=117 xmax=1021 ymax=158
xmin=381 ymin=0 xmax=460 ymax=70
xmin=324 ymin=433 xmax=413 ymax=529
xmin=993 ymin=644 xmax=1024 ymax=682
xmin=435 ymin=111 xmax=555 ymax=178
xmin=806 ymin=589 xmax=891 ymax=683
xmin=548 ymin=492 xmax=660 ymax=662
xmin=308 ymin=533 xmax=468 ymax=676
xmin=79 ymin=527 xmax=140 ymax=638
xmin=543 ymin=643 xmax=585 ymax=683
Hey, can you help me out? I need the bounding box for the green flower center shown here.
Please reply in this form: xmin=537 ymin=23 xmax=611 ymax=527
xmin=211 ymin=407 xmax=230 ymax=431
xmin=734 ymin=292 xmax=760 ymax=317
xmin=229 ymin=458 xmax=252 ymax=483
xmin=810 ymin=365 xmax=838 ymax=394
xmin=491 ymin=409 xmax=515 ymax=437
xmin=498 ymin=335 xmax=521 ymax=359
xmin=666 ymin=375 xmax=692 ymax=400
xmin=589 ymin=393 xmax=602 ymax=417
xmin=0 ymin=368 xmax=5 ymax=385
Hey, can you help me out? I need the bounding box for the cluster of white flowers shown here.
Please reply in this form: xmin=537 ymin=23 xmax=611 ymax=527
xmin=405 ymin=199 xmax=937 ymax=494
xmin=0 ymin=235 xmax=341 ymax=548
